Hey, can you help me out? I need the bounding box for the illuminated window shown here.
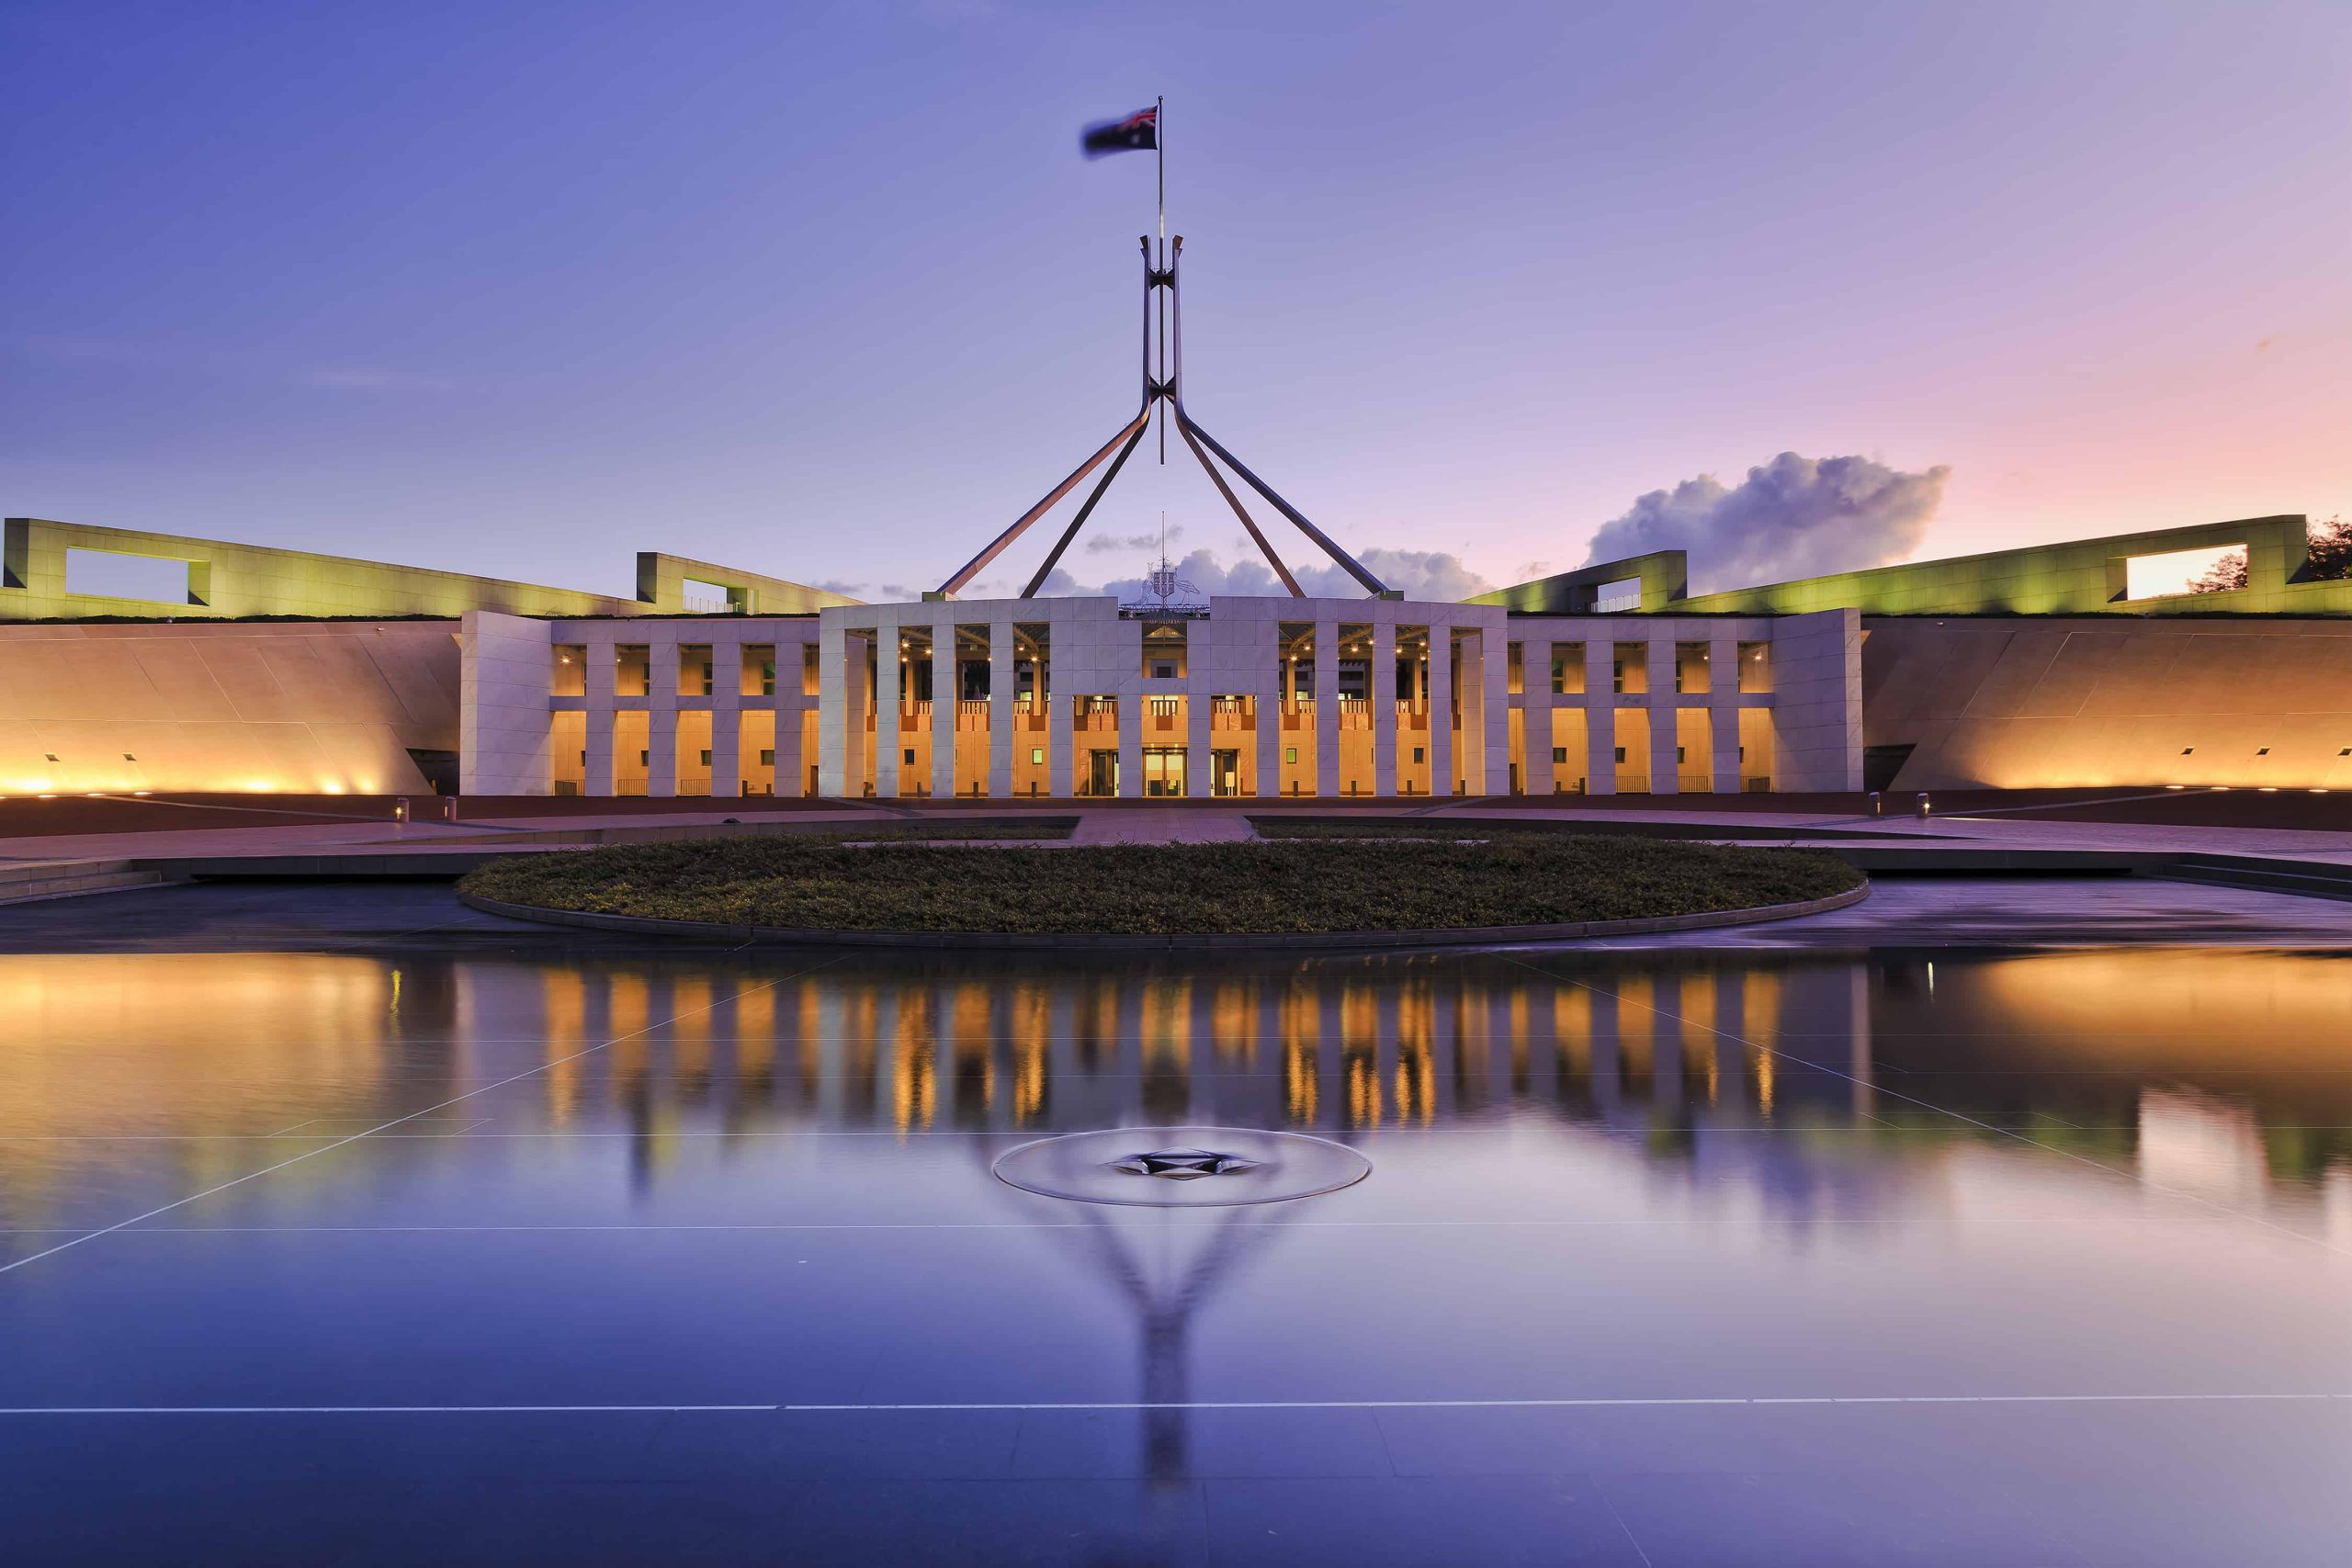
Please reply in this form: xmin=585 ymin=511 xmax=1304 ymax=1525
xmin=1030 ymin=748 xmax=1044 ymax=764
xmin=1285 ymin=748 xmax=1298 ymax=764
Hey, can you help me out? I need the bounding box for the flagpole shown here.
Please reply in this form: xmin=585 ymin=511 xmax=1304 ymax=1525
xmin=1156 ymin=95 xmax=1167 ymax=464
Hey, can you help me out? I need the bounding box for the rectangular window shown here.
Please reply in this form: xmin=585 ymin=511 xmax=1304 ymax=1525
xmin=1413 ymin=747 xmax=1425 ymax=763
xmin=1611 ymin=643 xmax=1647 ymax=695
xmin=903 ymin=748 xmax=916 ymax=765
xmin=699 ymin=749 xmax=713 ymax=766
xmin=1030 ymin=747 xmax=1045 ymax=765
xmin=1550 ymin=641 xmax=1585 ymax=695
xmin=1737 ymin=641 xmax=1772 ymax=694
xmin=678 ymin=645 xmax=714 ymax=697
xmin=802 ymin=643 xmax=821 ymax=696
xmin=1613 ymin=746 xmax=1627 ymax=763
xmin=1674 ymin=642 xmax=1710 ymax=694
xmin=1505 ymin=641 xmax=1524 ymax=695
xmin=1140 ymin=621 xmax=1188 ymax=680
xmin=758 ymin=749 xmax=775 ymax=766
xmin=551 ymin=644 xmax=585 ymax=696
xmin=615 ymin=646 xmax=650 ymax=696
xmin=1552 ymin=747 xmax=1567 ymax=763
xmin=741 ymin=644 xmax=776 ymax=697
xmin=1285 ymin=747 xmax=1299 ymax=764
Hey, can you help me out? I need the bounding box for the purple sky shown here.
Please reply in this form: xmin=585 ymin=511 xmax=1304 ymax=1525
xmin=4 ymin=1 xmax=2346 ymax=603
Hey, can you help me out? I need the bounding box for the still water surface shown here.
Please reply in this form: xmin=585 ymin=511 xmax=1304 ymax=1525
xmin=3 ymin=942 xmax=2349 ymax=1562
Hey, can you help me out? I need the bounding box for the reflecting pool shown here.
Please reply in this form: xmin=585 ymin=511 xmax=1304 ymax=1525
xmin=3 ymin=940 xmax=2350 ymax=1564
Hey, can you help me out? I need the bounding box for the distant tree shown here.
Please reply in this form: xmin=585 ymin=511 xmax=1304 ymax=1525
xmin=2190 ymin=547 xmax=2248 ymax=593
xmin=2188 ymin=516 xmax=2350 ymax=593
xmin=2305 ymin=514 xmax=2350 ymax=579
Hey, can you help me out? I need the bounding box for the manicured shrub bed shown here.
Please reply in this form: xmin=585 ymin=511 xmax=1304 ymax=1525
xmin=459 ymin=832 xmax=1863 ymax=936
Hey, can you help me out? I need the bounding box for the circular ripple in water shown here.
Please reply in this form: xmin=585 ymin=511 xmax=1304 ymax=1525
xmin=992 ymin=1125 xmax=1371 ymax=1208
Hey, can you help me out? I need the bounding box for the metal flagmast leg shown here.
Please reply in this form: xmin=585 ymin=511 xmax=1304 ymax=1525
xmin=1019 ymin=415 xmax=1153 ymax=598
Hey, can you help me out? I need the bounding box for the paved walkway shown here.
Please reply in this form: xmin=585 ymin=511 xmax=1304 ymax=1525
xmin=1069 ymin=808 xmax=1257 ymax=845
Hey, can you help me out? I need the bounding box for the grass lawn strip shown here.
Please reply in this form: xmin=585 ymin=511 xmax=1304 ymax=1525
xmin=460 ymin=832 xmax=1862 ymax=937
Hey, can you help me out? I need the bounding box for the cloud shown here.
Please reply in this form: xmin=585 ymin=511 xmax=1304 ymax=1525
xmin=300 ymin=366 xmax=458 ymax=392
xmin=1581 ymin=452 xmax=1949 ymax=595
xmin=1084 ymin=527 xmax=1179 ymax=555
xmin=1042 ymin=545 xmax=1494 ymax=604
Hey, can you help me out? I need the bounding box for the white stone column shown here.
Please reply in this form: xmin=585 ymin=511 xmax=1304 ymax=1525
xmin=646 ymin=632 xmax=678 ymax=798
xmin=1646 ymin=635 xmax=1678 ymax=795
xmin=1480 ymin=628 xmax=1510 ymax=796
xmin=1585 ymin=638 xmax=1615 ymax=795
xmin=818 ymin=623 xmax=847 ymax=798
xmin=1052 ymin=691 xmax=1076 ymax=798
xmin=1770 ymin=608 xmax=1863 ymax=792
xmin=584 ymin=627 xmax=617 ymax=796
xmin=1371 ymin=611 xmax=1396 ymax=795
xmin=932 ymin=615 xmax=956 ymax=799
xmin=1186 ymin=680 xmax=1212 ymax=798
xmin=989 ymin=619 xmax=1015 ymax=798
xmin=1427 ymin=624 xmax=1453 ymax=797
xmin=709 ymin=634 xmax=741 ymax=798
xmin=458 ymin=611 xmax=555 ymax=795
xmin=873 ymin=615 xmax=901 ymax=799
xmin=1314 ymin=615 xmax=1340 ymax=797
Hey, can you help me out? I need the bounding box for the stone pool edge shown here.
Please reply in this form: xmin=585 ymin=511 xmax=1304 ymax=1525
xmin=457 ymin=880 xmax=1871 ymax=952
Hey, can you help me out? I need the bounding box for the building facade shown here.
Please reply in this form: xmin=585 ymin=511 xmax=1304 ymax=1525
xmin=6 ymin=513 xmax=2348 ymax=799
xmin=458 ymin=598 xmax=1860 ymax=799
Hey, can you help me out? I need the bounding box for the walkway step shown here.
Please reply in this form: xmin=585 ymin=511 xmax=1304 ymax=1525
xmin=0 ymin=861 xmax=172 ymax=906
xmin=2152 ymin=861 xmax=2352 ymax=903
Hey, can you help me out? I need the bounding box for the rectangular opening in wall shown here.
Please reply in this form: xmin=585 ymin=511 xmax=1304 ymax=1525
xmin=65 ymin=548 xmax=194 ymax=604
xmin=1589 ymin=576 xmax=1641 ymax=614
xmin=1550 ymin=641 xmax=1585 ymax=695
xmin=1140 ymin=620 xmax=1187 ymax=680
xmin=681 ymin=577 xmax=741 ymax=614
xmin=1611 ymin=642 xmax=1648 ymax=695
xmin=1737 ymin=641 xmax=1772 ymax=694
xmin=551 ymin=645 xmax=586 ymax=696
xmin=1674 ymin=641 xmax=1711 ymax=695
xmin=615 ymin=645 xmax=650 ymax=697
xmin=677 ymin=645 xmax=714 ymax=697
xmin=2124 ymin=544 xmax=2245 ymax=600
xmin=740 ymin=644 xmax=776 ymax=697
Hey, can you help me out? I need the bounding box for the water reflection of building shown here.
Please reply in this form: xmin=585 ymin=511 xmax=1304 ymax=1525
xmin=6 ymin=948 xmax=2350 ymax=1231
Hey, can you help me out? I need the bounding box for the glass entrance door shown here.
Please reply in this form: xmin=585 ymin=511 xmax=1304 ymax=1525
xmin=1142 ymin=747 xmax=1186 ymax=797
xmin=1087 ymin=749 xmax=1120 ymax=797
xmin=1211 ymin=749 xmax=1239 ymax=796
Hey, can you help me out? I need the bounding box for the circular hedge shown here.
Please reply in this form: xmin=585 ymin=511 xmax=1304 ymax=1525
xmin=458 ymin=832 xmax=1864 ymax=937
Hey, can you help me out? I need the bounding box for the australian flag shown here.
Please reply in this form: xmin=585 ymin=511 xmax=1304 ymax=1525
xmin=1081 ymin=106 xmax=1158 ymax=158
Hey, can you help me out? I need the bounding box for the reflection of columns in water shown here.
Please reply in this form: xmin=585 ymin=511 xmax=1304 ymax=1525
xmin=1589 ymin=977 xmax=1623 ymax=1116
xmin=1551 ymin=983 xmax=1590 ymax=1112
xmin=1849 ymin=965 xmax=1874 ymax=1117
xmin=1712 ymin=968 xmax=1745 ymax=1111
xmin=1650 ymin=972 xmax=1684 ymax=1117
xmin=1318 ymin=987 xmax=1345 ymax=1130
xmin=540 ymin=967 xmax=588 ymax=1128
xmin=1430 ymin=979 xmax=1458 ymax=1123
xmin=1115 ymin=981 xmax=1148 ymax=1124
